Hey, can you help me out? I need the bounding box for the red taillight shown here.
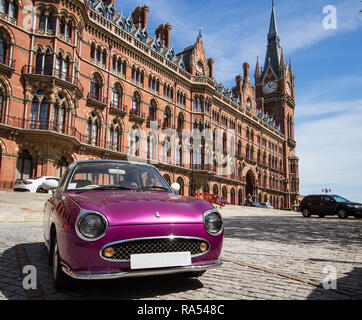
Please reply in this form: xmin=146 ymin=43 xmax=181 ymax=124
xmin=23 ymin=180 xmax=33 ymax=185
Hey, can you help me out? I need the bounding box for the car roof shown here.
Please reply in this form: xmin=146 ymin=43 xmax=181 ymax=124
xmin=69 ymin=160 xmax=155 ymax=170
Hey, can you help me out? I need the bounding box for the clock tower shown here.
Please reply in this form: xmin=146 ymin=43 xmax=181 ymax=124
xmin=255 ymin=2 xmax=299 ymax=209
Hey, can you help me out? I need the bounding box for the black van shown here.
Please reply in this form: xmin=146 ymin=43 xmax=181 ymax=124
xmin=299 ymin=195 xmax=362 ymax=219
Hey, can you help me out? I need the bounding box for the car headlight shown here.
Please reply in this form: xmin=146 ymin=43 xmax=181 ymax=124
xmin=203 ymin=209 xmax=223 ymax=236
xmin=76 ymin=210 xmax=108 ymax=241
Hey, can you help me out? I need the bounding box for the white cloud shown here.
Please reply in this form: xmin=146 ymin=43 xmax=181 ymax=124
xmin=296 ymin=98 xmax=362 ymax=202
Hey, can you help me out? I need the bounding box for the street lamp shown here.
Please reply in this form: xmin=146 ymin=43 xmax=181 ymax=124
xmin=322 ymin=188 xmax=331 ymax=194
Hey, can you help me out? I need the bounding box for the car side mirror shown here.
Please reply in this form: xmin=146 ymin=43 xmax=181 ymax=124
xmin=171 ymin=182 xmax=180 ymax=194
xmin=42 ymin=180 xmax=59 ymax=192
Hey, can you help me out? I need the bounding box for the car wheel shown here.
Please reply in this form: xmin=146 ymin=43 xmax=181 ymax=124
xmin=337 ymin=209 xmax=348 ymax=219
xmin=318 ymin=215 xmax=325 ymax=218
xmin=36 ymin=186 xmax=47 ymax=193
xmin=302 ymin=208 xmax=311 ymax=217
xmin=52 ymin=238 xmax=73 ymax=290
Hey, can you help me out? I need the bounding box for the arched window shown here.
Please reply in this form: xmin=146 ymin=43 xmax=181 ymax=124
xmin=66 ymin=21 xmax=72 ymax=39
xmin=44 ymin=49 xmax=53 ymax=75
xmin=59 ymin=17 xmax=66 ymax=34
xmin=149 ymin=100 xmax=157 ymax=121
xmin=0 ymin=0 xmax=7 ymax=14
xmin=109 ymin=120 xmax=122 ymax=151
xmin=176 ymin=177 xmax=185 ymax=196
xmin=111 ymin=85 xmax=122 ymax=109
xmin=177 ymin=113 xmax=184 ymax=132
xmin=35 ymin=48 xmax=43 ymax=74
xmin=55 ymin=53 xmax=70 ymax=80
xmin=86 ymin=113 xmax=100 ymax=146
xmin=56 ymin=156 xmax=69 ymax=178
xmin=47 ymin=14 xmax=55 ymax=31
xmin=90 ymin=74 xmax=102 ymax=101
xmin=222 ymin=186 xmax=227 ymax=200
xmin=90 ymin=43 xmax=95 ymax=59
xmin=30 ymin=93 xmax=49 ymax=130
xmin=53 ymin=93 xmax=67 ymax=133
xmin=39 ymin=14 xmax=47 ymax=30
xmin=163 ymin=106 xmax=172 ymax=128
xmin=15 ymin=150 xmax=33 ymax=180
xmin=0 ymin=29 xmax=9 ymax=64
xmin=230 ymin=188 xmax=236 ymax=205
xmin=246 ymin=98 xmax=252 ymax=110
xmin=131 ymin=92 xmax=141 ymax=116
xmin=0 ymin=88 xmax=4 ymax=122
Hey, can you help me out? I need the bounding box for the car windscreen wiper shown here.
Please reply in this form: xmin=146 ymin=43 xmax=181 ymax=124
xmin=140 ymin=186 xmax=171 ymax=192
xmin=75 ymin=186 xmax=134 ymax=194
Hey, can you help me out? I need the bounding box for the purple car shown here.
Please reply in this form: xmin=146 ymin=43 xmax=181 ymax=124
xmin=42 ymin=160 xmax=223 ymax=289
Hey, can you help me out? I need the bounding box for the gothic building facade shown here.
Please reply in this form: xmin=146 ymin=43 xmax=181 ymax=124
xmin=0 ymin=0 xmax=299 ymax=208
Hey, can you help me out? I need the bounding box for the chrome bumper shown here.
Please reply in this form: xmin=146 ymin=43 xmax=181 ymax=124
xmin=61 ymin=260 xmax=223 ymax=280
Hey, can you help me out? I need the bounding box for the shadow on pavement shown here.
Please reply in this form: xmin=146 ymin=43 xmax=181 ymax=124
xmin=223 ymin=215 xmax=362 ymax=249
xmin=0 ymin=242 xmax=203 ymax=300
xmin=306 ymin=267 xmax=362 ymax=300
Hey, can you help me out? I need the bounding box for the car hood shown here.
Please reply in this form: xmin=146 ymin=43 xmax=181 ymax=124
xmin=66 ymin=191 xmax=214 ymax=226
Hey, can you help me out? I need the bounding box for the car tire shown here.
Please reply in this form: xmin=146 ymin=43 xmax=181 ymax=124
xmin=337 ymin=209 xmax=348 ymax=219
xmin=36 ymin=186 xmax=47 ymax=193
xmin=318 ymin=215 xmax=325 ymax=218
xmin=302 ymin=208 xmax=311 ymax=217
xmin=52 ymin=238 xmax=73 ymax=290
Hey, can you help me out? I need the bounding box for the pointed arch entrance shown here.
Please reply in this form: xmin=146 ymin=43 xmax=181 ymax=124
xmin=245 ymin=169 xmax=256 ymax=202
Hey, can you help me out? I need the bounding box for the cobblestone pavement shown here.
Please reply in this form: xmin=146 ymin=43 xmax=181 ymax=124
xmin=0 ymin=196 xmax=361 ymax=300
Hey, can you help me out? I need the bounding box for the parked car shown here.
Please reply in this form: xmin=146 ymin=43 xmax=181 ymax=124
xmin=14 ymin=176 xmax=60 ymax=193
xmin=42 ymin=160 xmax=224 ymax=289
xmin=251 ymin=201 xmax=261 ymax=207
xmin=260 ymin=202 xmax=274 ymax=209
xmin=299 ymin=194 xmax=362 ymax=219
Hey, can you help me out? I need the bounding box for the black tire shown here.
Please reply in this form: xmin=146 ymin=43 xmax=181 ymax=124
xmin=318 ymin=214 xmax=325 ymax=218
xmin=36 ymin=186 xmax=47 ymax=193
xmin=337 ymin=208 xmax=348 ymax=219
xmin=52 ymin=238 xmax=73 ymax=290
xmin=301 ymin=208 xmax=311 ymax=217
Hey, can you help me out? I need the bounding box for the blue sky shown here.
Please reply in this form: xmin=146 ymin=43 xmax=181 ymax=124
xmin=116 ymin=0 xmax=362 ymax=202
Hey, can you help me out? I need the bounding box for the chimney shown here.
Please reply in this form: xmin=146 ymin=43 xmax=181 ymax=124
xmin=235 ymin=75 xmax=243 ymax=92
xmin=155 ymin=23 xmax=172 ymax=47
xmin=243 ymin=62 xmax=250 ymax=80
xmin=132 ymin=5 xmax=150 ymax=30
xmin=207 ymin=58 xmax=214 ymax=78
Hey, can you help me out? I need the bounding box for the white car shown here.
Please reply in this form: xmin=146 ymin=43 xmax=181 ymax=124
xmin=14 ymin=176 xmax=60 ymax=193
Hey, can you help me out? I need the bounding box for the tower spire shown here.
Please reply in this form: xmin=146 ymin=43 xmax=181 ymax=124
xmin=263 ymin=1 xmax=282 ymax=77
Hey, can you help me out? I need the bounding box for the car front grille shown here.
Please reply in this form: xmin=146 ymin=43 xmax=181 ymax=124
xmin=101 ymin=237 xmax=209 ymax=262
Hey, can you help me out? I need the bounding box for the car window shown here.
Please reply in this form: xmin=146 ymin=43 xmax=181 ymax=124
xmin=65 ymin=162 xmax=171 ymax=192
xmin=57 ymin=168 xmax=70 ymax=192
xmin=330 ymin=195 xmax=349 ymax=203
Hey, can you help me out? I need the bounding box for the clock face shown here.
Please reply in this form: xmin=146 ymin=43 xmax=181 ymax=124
xmin=263 ymin=81 xmax=277 ymax=94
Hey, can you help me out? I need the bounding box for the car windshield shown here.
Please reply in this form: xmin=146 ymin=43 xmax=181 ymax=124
xmin=330 ymin=195 xmax=349 ymax=203
xmin=66 ymin=162 xmax=171 ymax=193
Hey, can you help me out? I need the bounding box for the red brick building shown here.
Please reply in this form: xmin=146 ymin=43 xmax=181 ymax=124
xmin=0 ymin=0 xmax=299 ymax=208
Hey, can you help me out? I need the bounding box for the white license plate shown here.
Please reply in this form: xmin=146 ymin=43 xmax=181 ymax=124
xmin=130 ymin=252 xmax=191 ymax=270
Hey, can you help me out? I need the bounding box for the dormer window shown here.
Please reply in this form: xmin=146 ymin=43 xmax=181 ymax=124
xmin=196 ymin=61 xmax=204 ymax=75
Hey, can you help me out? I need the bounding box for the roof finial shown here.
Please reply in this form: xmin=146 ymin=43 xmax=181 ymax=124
xmin=272 ymin=0 xmax=275 ymax=7
xmin=199 ymin=25 xmax=203 ymax=38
